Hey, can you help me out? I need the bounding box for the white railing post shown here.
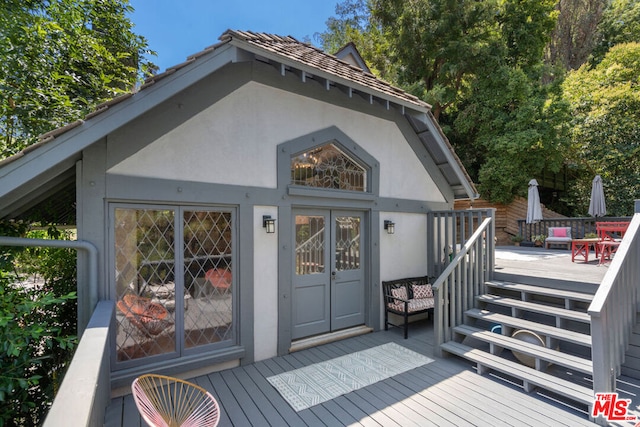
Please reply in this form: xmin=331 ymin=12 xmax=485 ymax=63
xmin=589 ymin=213 xmax=640 ymax=423
xmin=432 ymin=217 xmax=494 ymax=352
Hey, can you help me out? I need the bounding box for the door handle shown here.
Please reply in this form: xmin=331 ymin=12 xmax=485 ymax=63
xmin=331 ymin=271 xmax=336 ymax=280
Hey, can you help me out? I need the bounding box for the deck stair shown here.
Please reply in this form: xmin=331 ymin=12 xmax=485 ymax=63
xmin=441 ymin=280 xmax=596 ymax=411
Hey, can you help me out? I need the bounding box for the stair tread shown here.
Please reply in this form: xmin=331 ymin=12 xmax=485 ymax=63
xmin=477 ymin=294 xmax=591 ymax=323
xmin=486 ymin=281 xmax=594 ymax=302
xmin=454 ymin=325 xmax=593 ymax=374
xmin=465 ymin=308 xmax=592 ymax=347
xmin=441 ymin=341 xmax=593 ymax=405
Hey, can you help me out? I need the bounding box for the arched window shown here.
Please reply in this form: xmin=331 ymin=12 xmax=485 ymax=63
xmin=290 ymin=142 xmax=367 ymax=192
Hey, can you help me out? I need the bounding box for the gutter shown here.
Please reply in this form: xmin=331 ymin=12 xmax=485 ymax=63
xmin=0 ymin=236 xmax=98 ymax=334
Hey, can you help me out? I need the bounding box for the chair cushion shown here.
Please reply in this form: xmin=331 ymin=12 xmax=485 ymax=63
xmin=407 ymin=298 xmax=435 ymax=312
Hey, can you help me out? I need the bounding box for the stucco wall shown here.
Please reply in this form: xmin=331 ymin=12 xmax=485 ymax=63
xmin=108 ymin=81 xmax=445 ymax=203
xmin=379 ymin=211 xmax=429 ymax=281
xmin=253 ymin=205 xmax=278 ymax=361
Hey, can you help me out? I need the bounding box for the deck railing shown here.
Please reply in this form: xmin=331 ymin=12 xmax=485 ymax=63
xmin=43 ymin=300 xmax=113 ymax=427
xmin=589 ymin=212 xmax=640 ymax=425
xmin=517 ymin=216 xmax=632 ymax=241
xmin=427 ymin=208 xmax=496 ymax=279
xmin=429 ymin=213 xmax=495 ymax=355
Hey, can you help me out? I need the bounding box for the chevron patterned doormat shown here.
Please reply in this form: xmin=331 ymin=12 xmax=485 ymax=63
xmin=267 ymin=342 xmax=434 ymax=411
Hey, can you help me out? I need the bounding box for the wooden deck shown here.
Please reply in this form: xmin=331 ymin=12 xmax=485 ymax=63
xmin=106 ymin=247 xmax=640 ymax=426
xmin=105 ymin=324 xmax=605 ymax=426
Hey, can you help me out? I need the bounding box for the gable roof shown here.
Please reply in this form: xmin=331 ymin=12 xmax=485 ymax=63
xmin=0 ymin=30 xmax=477 ymax=220
xmin=334 ymin=42 xmax=372 ymax=74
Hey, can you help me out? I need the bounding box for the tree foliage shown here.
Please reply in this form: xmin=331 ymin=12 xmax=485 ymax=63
xmin=591 ymin=0 xmax=640 ymax=66
xmin=318 ymin=0 xmax=640 ymax=212
xmin=563 ymin=43 xmax=640 ymax=216
xmin=455 ymin=64 xmax=571 ymax=204
xmin=0 ymin=0 xmax=155 ymax=158
xmin=320 ymin=0 xmax=562 ymax=203
xmin=370 ymin=0 xmax=500 ymax=120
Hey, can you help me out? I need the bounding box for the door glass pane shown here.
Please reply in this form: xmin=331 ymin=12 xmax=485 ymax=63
xmin=335 ymin=216 xmax=360 ymax=271
xmin=114 ymin=208 xmax=176 ymax=362
xmin=295 ymin=215 xmax=325 ymax=275
xmin=183 ymin=211 xmax=233 ymax=348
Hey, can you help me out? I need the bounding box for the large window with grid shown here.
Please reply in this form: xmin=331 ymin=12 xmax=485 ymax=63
xmin=112 ymin=205 xmax=235 ymax=366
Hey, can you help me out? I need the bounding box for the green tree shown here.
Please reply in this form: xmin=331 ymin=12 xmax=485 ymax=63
xmin=591 ymin=0 xmax=640 ymax=66
xmin=370 ymin=0 xmax=501 ymax=120
xmin=0 ymin=0 xmax=155 ymax=158
xmin=563 ymin=43 xmax=640 ymax=216
xmin=455 ymin=63 xmax=571 ymax=204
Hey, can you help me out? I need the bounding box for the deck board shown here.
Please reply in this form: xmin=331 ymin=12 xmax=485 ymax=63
xmin=230 ymin=367 xmax=288 ymax=426
xmin=106 ymin=324 xmax=605 ymax=426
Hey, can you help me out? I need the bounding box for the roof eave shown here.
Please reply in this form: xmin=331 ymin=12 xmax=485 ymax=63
xmin=226 ymin=37 xmax=432 ymax=115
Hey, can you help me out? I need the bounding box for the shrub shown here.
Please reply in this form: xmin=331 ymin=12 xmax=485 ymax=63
xmin=0 ymin=224 xmax=77 ymax=426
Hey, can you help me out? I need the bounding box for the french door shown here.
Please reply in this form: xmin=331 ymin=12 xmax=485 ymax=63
xmin=292 ymin=209 xmax=365 ymax=339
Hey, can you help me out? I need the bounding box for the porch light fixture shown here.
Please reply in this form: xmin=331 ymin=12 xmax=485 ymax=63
xmin=263 ymin=215 xmax=276 ymax=233
xmin=384 ymin=220 xmax=395 ymax=234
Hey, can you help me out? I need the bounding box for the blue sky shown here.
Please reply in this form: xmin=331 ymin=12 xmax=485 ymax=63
xmin=129 ymin=1 xmax=339 ymax=73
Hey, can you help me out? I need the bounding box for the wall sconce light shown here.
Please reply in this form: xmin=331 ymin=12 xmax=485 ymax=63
xmin=263 ymin=215 xmax=276 ymax=233
xmin=384 ymin=220 xmax=395 ymax=234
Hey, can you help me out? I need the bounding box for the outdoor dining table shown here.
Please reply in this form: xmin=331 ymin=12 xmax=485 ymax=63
xmin=571 ymin=238 xmax=600 ymax=263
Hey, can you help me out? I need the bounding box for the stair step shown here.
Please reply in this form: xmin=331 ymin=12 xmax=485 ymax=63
xmin=441 ymin=341 xmax=593 ymax=407
xmin=453 ymin=325 xmax=593 ymax=374
xmin=477 ymin=294 xmax=591 ymax=324
xmin=465 ymin=308 xmax=592 ymax=347
xmin=486 ymin=281 xmax=594 ymax=304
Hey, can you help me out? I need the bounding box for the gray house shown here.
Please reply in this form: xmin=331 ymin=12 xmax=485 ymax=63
xmin=0 ymin=30 xmax=477 ymax=389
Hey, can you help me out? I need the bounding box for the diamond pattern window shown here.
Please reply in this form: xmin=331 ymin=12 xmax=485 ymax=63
xmin=113 ymin=207 xmax=234 ymax=364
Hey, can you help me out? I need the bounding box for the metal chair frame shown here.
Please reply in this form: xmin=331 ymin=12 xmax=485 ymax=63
xmin=132 ymin=374 xmax=220 ymax=427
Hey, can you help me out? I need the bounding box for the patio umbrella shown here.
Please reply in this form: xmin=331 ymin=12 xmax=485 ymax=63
xmin=588 ymin=174 xmax=607 ymax=217
xmin=526 ymin=179 xmax=543 ymax=224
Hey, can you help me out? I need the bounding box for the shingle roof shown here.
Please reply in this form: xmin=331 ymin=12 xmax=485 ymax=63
xmin=222 ymin=30 xmax=430 ymax=110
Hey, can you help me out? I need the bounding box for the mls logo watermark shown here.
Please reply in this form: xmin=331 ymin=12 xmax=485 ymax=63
xmin=592 ymin=393 xmax=638 ymax=422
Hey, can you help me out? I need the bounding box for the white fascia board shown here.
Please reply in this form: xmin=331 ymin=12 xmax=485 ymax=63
xmin=0 ymin=44 xmax=237 ymax=199
xmin=229 ymin=39 xmax=432 ymax=115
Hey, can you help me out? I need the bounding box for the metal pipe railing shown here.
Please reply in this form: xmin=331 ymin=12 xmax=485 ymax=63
xmin=0 ymin=236 xmax=98 ymax=334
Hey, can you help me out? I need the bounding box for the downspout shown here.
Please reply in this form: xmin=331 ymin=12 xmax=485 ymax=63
xmin=0 ymin=236 xmax=98 ymax=335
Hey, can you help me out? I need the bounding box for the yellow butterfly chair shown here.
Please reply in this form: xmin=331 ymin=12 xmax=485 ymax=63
xmin=132 ymin=374 xmax=220 ymax=427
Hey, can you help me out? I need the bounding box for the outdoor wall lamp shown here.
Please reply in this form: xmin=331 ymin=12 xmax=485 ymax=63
xmin=263 ymin=215 xmax=276 ymax=233
xmin=384 ymin=220 xmax=395 ymax=235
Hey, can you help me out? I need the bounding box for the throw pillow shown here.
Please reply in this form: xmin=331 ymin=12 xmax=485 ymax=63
xmin=391 ymin=287 xmax=408 ymax=304
xmin=412 ymin=284 xmax=433 ymax=299
xmin=554 ymin=228 xmax=567 ymax=238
